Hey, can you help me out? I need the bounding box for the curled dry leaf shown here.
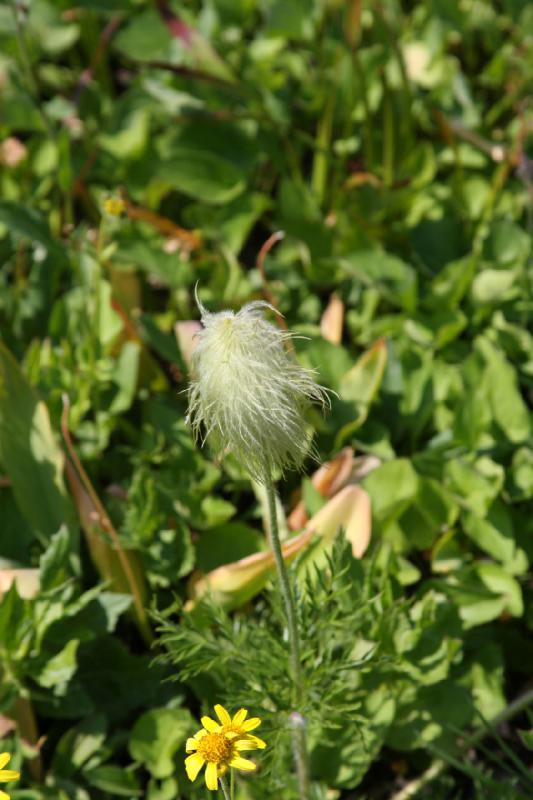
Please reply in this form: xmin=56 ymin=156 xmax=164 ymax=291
xmin=186 ymin=484 xmax=371 ymax=611
xmin=175 ymin=320 xmax=202 ymax=368
xmin=320 ymin=293 xmax=344 ymax=345
xmin=0 ymin=569 xmax=40 ymax=599
xmin=288 ymin=447 xmax=355 ymax=531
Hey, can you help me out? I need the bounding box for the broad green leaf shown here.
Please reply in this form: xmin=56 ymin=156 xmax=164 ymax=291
xmin=156 ymin=149 xmax=245 ymax=205
xmin=0 ymin=201 xmax=66 ymax=263
xmin=484 ymin=220 xmax=531 ymax=265
xmin=109 ymin=341 xmax=141 ymax=414
xmin=53 ymin=715 xmax=107 ymax=776
xmin=386 ymin=681 xmax=472 ymax=751
xmin=462 ymin=501 xmax=528 ymax=575
xmin=431 ymin=255 xmax=477 ymax=306
xmin=335 ymin=339 xmax=387 ymax=447
xmin=471 ymin=268 xmax=518 ymax=305
xmin=37 ymin=640 xmax=80 ymax=690
xmin=476 ymin=336 xmax=531 ymax=442
xmin=296 ymin=338 xmax=353 ymax=390
xmin=188 ymin=496 xmax=234 ymax=529
xmin=400 ymin=477 xmax=459 ymax=550
xmin=443 ymin=563 xmax=523 ymax=627
xmin=0 ymin=342 xmax=76 ymax=542
xmin=464 ymin=644 xmax=506 ymax=721
xmin=363 ymin=459 xmax=419 ymax=523
xmin=343 ymin=251 xmax=418 ymax=311
xmin=444 ymin=456 xmax=504 ymax=516
xmin=311 ymin=685 xmax=395 ymax=788
xmin=40 ymin=526 xmax=78 ymax=590
xmin=195 ymin=523 xmax=264 ymax=573
xmin=98 ymin=281 xmax=123 ymax=347
xmin=113 ymin=10 xmax=174 ymax=61
xmin=129 ymin=707 xmax=195 ymax=778
xmin=265 ymin=0 xmax=314 ymax=38
xmin=510 ymin=447 xmax=533 ymax=500
xmin=0 ymin=582 xmax=27 ymax=656
xmin=84 ymin=765 xmax=141 ymax=796
xmin=476 ymin=561 xmax=523 ymax=617
xmin=100 ymin=110 xmax=150 ymax=160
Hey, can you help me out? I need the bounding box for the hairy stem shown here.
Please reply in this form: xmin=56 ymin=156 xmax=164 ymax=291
xmin=264 ymin=475 xmax=310 ymax=800
xmin=219 ymin=775 xmax=231 ymax=800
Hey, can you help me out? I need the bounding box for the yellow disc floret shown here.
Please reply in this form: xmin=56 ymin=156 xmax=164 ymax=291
xmin=197 ymin=732 xmax=233 ymax=763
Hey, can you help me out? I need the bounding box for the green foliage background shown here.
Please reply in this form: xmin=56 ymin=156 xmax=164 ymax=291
xmin=0 ymin=0 xmax=532 ymax=798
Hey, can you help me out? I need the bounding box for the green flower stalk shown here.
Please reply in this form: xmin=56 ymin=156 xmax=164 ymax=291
xmin=187 ymin=295 xmax=329 ymax=800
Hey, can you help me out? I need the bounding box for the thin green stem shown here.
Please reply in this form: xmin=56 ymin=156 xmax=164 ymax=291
xmin=10 ymin=1 xmax=53 ymax=138
xmin=219 ymin=775 xmax=231 ymax=800
xmin=264 ymin=476 xmax=303 ymax=699
xmin=230 ymin=767 xmax=235 ymax=800
xmin=264 ymin=475 xmax=310 ymax=800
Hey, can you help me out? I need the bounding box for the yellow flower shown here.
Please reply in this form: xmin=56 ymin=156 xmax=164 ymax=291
xmin=0 ymin=753 xmax=20 ymax=800
xmin=102 ymin=196 xmax=126 ymax=216
xmin=185 ymin=706 xmax=265 ymax=791
xmin=208 ymin=704 xmax=266 ymax=750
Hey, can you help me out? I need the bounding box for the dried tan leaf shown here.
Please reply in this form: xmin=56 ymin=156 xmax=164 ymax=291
xmin=288 ymin=447 xmax=355 ymax=530
xmin=175 ymin=320 xmax=202 ymax=368
xmin=186 ymin=483 xmax=371 ymax=611
xmin=0 ymin=569 xmax=40 ymax=599
xmin=320 ymin=293 xmax=344 ymax=344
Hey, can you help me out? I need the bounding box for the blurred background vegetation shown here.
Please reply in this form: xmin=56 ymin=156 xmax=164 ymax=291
xmin=0 ymin=0 xmax=532 ymax=798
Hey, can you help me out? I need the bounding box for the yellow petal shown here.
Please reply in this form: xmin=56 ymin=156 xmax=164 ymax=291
xmin=234 ymin=739 xmax=255 ymax=751
xmin=205 ymin=761 xmax=218 ymax=790
xmin=214 ymin=704 xmax=231 ymax=726
xmin=194 ymin=729 xmax=207 ymax=741
xmin=229 ymin=756 xmax=256 ymax=772
xmin=185 ymin=738 xmax=198 ymax=752
xmin=232 ymin=708 xmax=248 ymax=726
xmin=0 ymin=757 xmax=9 ymax=772
xmin=201 ymin=716 xmax=220 ymax=733
xmin=247 ymin=734 xmax=267 ymax=749
xmin=0 ymin=790 xmax=9 ymax=800
xmin=185 ymin=753 xmax=204 ymax=782
xmin=242 ymin=717 xmax=261 ymax=731
xmin=0 ymin=772 xmax=19 ymax=782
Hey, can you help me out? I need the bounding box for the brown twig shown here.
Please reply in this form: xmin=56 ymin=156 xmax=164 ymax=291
xmin=122 ymin=197 xmax=202 ymax=251
xmin=256 ymin=231 xmax=287 ymax=328
xmin=132 ymin=58 xmax=239 ymax=88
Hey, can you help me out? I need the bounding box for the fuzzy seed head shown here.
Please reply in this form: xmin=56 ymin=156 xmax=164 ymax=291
xmin=187 ymin=299 xmax=329 ymax=482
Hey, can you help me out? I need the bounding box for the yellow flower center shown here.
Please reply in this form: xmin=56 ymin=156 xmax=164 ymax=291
xmin=103 ymin=197 xmax=125 ymax=216
xmin=197 ymin=732 xmax=233 ymax=764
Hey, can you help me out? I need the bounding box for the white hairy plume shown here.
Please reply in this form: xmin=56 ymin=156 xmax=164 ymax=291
xmin=187 ymin=297 xmax=329 ymax=482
